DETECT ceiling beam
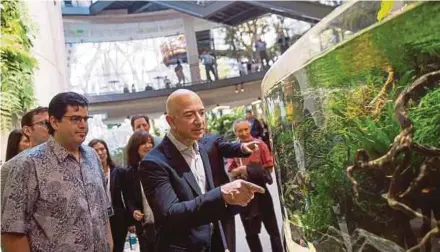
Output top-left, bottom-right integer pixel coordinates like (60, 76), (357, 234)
(128, 1), (153, 14)
(248, 1), (336, 23)
(90, 1), (115, 15)
(154, 1), (234, 19)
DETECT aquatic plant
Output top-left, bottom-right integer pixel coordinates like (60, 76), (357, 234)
(347, 70), (440, 251)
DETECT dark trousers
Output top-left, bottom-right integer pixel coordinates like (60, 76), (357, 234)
(135, 222), (155, 252)
(259, 51), (269, 69)
(205, 64), (218, 81)
(110, 215), (128, 252)
(221, 216), (236, 252)
(240, 190), (283, 252)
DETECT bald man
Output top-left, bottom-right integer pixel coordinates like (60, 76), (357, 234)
(139, 89), (265, 252)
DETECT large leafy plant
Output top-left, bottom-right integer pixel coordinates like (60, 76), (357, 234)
(207, 107), (245, 141)
(0, 0), (37, 131)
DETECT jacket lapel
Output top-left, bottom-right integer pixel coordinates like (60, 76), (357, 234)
(162, 136), (202, 196)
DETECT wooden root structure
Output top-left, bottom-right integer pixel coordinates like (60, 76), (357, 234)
(346, 70), (440, 251)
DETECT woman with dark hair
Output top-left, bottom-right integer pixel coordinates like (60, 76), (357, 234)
(5, 129), (30, 161)
(125, 131), (155, 252)
(89, 139), (128, 252)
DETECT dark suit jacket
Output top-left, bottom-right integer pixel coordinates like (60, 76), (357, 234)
(139, 136), (235, 252)
(199, 135), (248, 187)
(110, 167), (128, 214)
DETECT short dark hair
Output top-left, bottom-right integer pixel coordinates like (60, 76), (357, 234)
(6, 129), (28, 161)
(48, 92), (89, 135)
(246, 110), (252, 114)
(21, 106), (48, 127)
(130, 115), (150, 130)
(125, 131), (154, 168)
(88, 139), (116, 169)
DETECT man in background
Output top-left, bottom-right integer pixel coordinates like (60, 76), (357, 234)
(246, 110), (264, 140)
(131, 114), (162, 146)
(1, 106), (50, 195)
(21, 106), (49, 147)
(201, 50), (218, 82)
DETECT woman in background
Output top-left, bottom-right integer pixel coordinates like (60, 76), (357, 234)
(89, 139), (128, 252)
(125, 131), (156, 252)
(5, 129), (30, 161)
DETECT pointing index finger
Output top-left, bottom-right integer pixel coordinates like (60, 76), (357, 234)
(243, 181), (265, 194)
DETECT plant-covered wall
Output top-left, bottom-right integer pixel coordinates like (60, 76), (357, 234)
(264, 2), (440, 251)
(0, 0), (37, 131)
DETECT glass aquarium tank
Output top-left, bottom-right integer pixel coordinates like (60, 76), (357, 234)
(262, 1), (440, 251)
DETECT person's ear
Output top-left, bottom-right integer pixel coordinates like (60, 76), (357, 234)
(49, 116), (60, 133)
(166, 115), (176, 130)
(22, 125), (31, 138)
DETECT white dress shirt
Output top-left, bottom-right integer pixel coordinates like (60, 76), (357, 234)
(167, 132), (207, 194)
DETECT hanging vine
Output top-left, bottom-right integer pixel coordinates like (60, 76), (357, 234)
(0, 0), (37, 131)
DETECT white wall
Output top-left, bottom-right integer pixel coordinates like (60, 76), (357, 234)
(27, 0), (68, 106)
(1, 1), (68, 165)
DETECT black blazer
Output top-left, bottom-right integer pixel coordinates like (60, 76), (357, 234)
(110, 166), (129, 214)
(199, 135), (249, 187)
(139, 136), (236, 252)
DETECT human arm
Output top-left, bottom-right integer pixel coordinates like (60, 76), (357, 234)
(139, 159), (230, 232)
(1, 158), (38, 252)
(1, 233), (31, 252)
(215, 137), (253, 158)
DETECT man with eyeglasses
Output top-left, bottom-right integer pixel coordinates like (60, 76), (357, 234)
(1, 107), (50, 197)
(1, 92), (113, 252)
(21, 106), (50, 147)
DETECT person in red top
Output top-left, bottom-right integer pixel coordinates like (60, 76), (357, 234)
(228, 119), (283, 252)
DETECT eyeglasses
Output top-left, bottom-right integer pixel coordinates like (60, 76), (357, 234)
(63, 115), (92, 124)
(31, 120), (49, 128)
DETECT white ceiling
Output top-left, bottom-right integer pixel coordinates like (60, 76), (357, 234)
(63, 10), (220, 43)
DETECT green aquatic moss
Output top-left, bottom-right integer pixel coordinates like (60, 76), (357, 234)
(410, 87), (440, 148)
(306, 2), (440, 89)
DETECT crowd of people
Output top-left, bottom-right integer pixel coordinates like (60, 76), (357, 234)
(1, 89), (282, 252)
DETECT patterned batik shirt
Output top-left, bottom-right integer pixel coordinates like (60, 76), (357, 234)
(1, 137), (110, 252)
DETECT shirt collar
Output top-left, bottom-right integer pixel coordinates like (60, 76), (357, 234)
(47, 136), (85, 163)
(167, 132), (199, 153)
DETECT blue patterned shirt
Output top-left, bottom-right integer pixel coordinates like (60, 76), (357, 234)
(1, 137), (109, 252)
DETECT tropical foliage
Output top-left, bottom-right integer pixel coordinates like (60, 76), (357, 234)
(207, 107), (245, 141)
(0, 0), (37, 131)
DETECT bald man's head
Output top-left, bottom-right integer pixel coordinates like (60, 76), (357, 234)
(166, 89), (200, 116)
(166, 89), (206, 145)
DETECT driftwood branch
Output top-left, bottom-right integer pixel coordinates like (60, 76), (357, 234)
(407, 225), (439, 252)
(346, 70), (440, 250)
